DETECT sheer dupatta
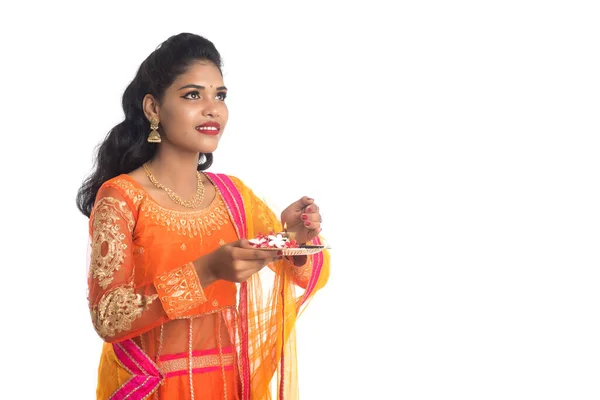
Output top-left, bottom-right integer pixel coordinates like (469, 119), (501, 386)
(206, 173), (330, 400)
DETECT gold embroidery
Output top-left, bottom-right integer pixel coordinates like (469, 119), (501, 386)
(159, 352), (234, 375)
(91, 285), (157, 338)
(207, 174), (246, 240)
(90, 197), (134, 289)
(139, 197), (231, 238)
(112, 176), (231, 240)
(212, 300), (219, 307)
(155, 263), (207, 317)
(291, 263), (312, 282)
(287, 257), (312, 283)
(111, 178), (145, 208)
(180, 243), (187, 251)
(219, 239), (226, 246)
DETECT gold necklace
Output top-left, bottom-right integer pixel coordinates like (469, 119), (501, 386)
(143, 163), (205, 209)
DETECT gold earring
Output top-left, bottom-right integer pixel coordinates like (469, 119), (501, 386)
(147, 117), (161, 143)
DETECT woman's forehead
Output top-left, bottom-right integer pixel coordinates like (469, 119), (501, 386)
(174, 61), (224, 85)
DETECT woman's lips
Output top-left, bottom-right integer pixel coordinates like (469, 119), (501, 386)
(196, 122), (221, 135)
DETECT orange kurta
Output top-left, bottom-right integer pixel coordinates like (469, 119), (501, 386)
(87, 173), (329, 400)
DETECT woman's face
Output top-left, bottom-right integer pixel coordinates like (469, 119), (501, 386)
(154, 60), (228, 154)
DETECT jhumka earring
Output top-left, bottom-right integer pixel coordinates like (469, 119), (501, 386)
(147, 117), (161, 143)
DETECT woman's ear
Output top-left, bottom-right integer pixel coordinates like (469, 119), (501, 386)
(142, 94), (160, 122)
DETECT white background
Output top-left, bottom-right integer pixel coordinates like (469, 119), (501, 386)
(1, 1), (599, 399)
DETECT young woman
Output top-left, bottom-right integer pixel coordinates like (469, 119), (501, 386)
(76, 33), (330, 400)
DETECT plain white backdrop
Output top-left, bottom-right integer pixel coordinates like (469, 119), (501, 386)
(1, 1), (599, 398)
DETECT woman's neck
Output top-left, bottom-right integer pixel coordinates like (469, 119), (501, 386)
(146, 145), (200, 193)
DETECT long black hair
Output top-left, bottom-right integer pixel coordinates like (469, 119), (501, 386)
(76, 33), (223, 217)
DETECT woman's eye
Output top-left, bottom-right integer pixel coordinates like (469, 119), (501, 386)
(216, 92), (227, 101)
(183, 91), (201, 100)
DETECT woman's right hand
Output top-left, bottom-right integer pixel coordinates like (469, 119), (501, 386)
(193, 239), (282, 287)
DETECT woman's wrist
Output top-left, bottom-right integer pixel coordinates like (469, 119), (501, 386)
(193, 256), (217, 288)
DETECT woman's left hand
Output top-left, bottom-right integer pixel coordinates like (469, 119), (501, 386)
(281, 196), (322, 244)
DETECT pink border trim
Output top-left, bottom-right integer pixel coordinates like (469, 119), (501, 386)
(217, 175), (247, 236)
(109, 376), (155, 400)
(205, 173), (247, 237)
(279, 284), (286, 399)
(110, 340), (162, 400)
(206, 173), (251, 400)
(238, 281), (251, 400)
(301, 236), (324, 306)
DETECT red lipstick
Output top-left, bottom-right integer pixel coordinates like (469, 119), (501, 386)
(195, 122), (221, 136)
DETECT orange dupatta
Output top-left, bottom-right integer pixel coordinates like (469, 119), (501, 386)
(207, 173), (330, 399)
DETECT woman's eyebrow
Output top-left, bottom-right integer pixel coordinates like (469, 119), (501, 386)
(178, 84), (228, 91)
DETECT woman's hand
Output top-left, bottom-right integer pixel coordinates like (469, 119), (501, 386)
(281, 196), (322, 244)
(193, 239), (282, 286)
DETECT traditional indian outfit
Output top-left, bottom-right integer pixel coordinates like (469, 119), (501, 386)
(87, 173), (330, 399)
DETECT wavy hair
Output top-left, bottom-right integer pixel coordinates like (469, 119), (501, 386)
(76, 33), (222, 217)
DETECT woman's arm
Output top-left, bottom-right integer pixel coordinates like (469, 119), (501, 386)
(87, 185), (207, 343)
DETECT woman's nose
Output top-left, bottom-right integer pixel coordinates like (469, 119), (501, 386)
(202, 99), (219, 118)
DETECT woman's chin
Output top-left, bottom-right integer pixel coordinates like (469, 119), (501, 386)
(196, 144), (219, 154)
(196, 135), (221, 153)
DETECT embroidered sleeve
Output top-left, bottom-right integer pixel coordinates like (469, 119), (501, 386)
(87, 185), (164, 342)
(90, 284), (157, 338)
(154, 262), (207, 319)
(229, 176), (316, 289)
(89, 196), (135, 290)
(88, 185), (206, 342)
